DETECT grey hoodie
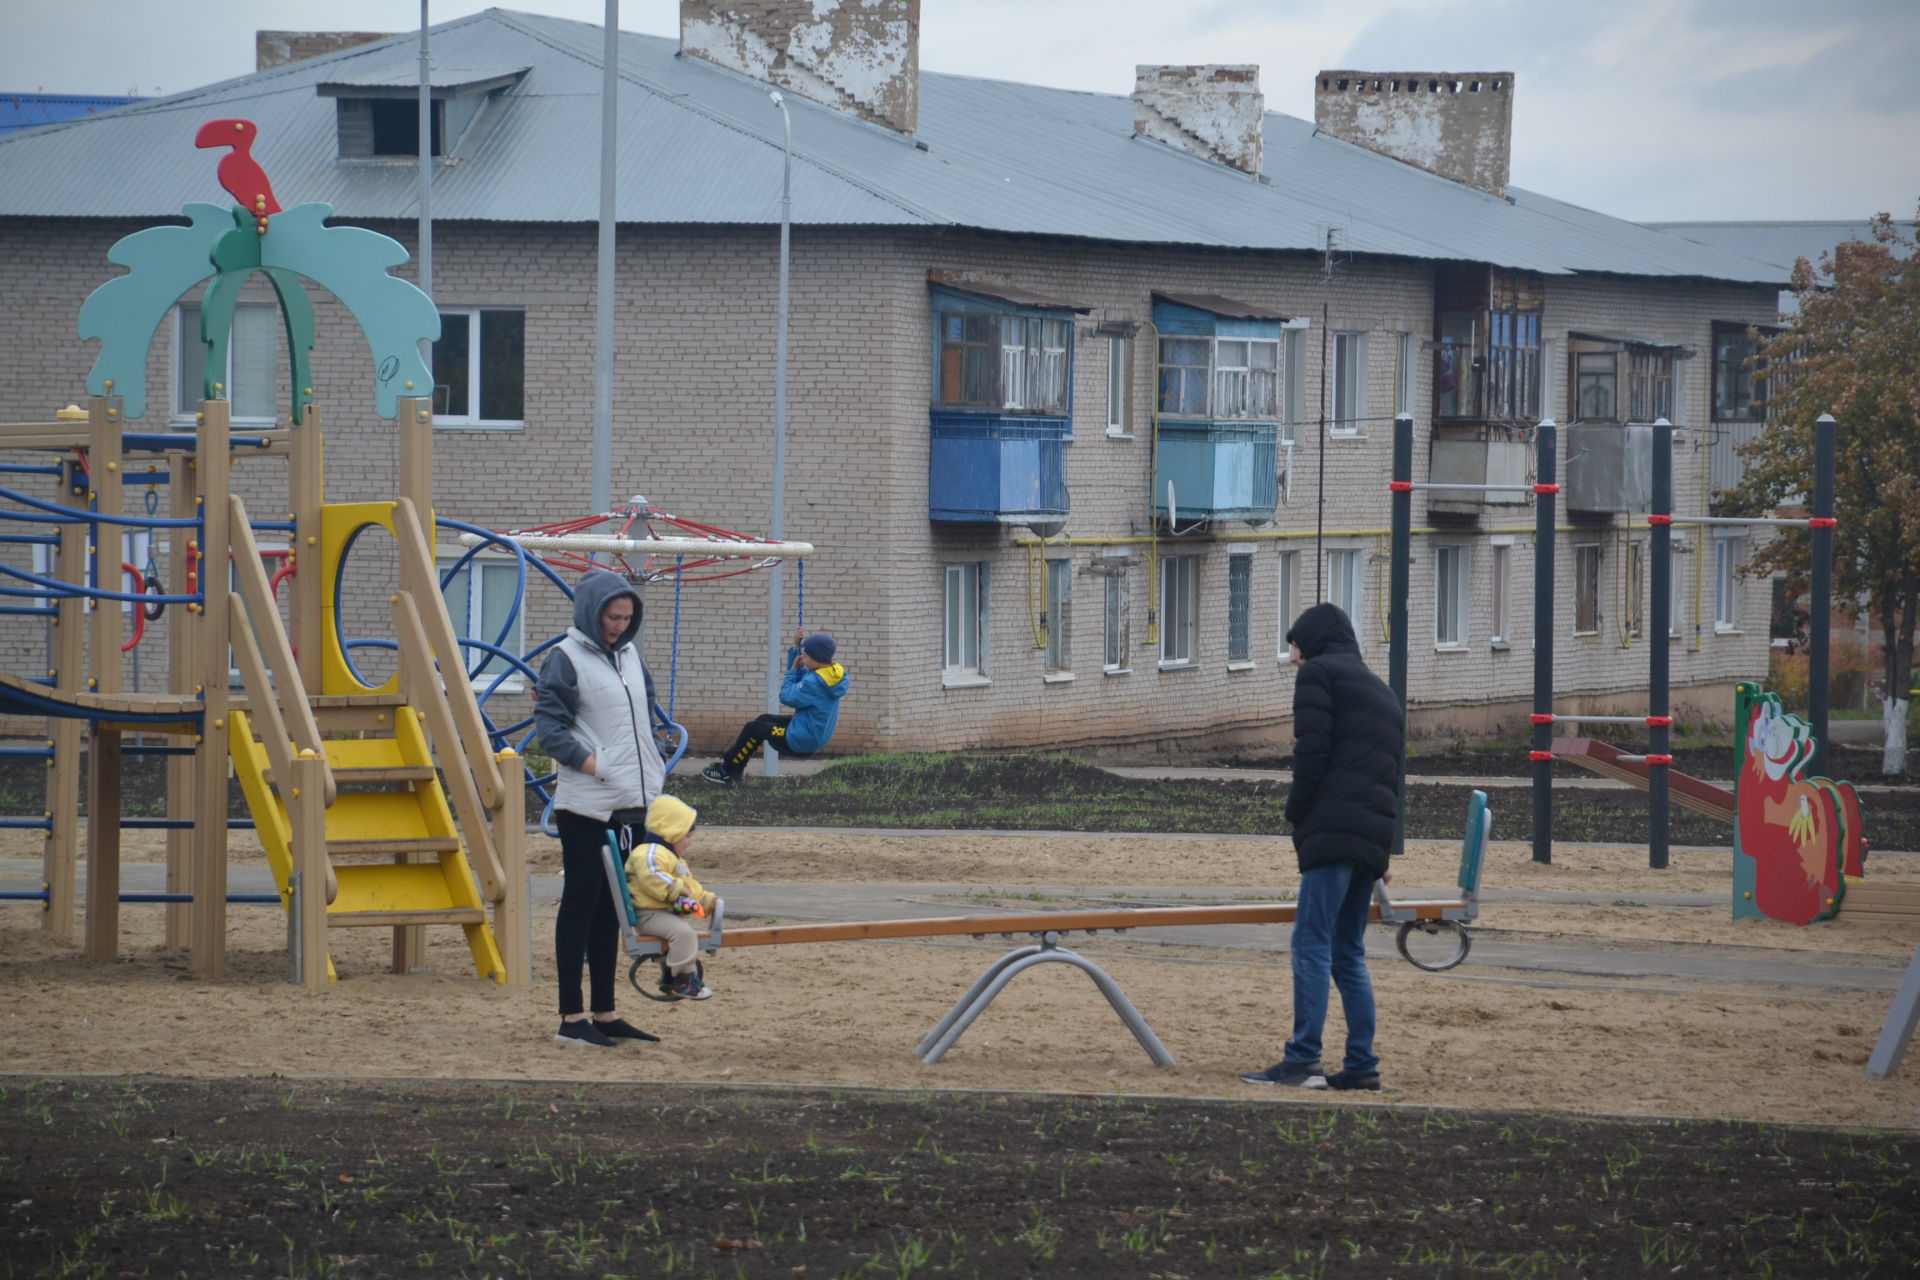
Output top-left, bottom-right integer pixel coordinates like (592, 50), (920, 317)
(534, 569), (665, 820)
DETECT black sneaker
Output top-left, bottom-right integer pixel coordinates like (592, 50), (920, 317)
(554, 1019), (615, 1047)
(591, 1017), (661, 1044)
(1239, 1061), (1326, 1088)
(1325, 1070), (1381, 1092)
(700, 763), (736, 786)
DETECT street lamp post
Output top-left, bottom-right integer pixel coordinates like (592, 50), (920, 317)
(763, 90), (792, 777)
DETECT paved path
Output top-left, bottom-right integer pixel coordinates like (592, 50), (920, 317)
(6, 859), (1908, 997)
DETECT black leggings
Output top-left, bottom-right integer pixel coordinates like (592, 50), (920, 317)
(554, 808), (619, 1017)
(722, 713), (810, 773)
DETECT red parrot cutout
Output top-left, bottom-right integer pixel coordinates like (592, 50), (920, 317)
(1732, 683), (1861, 926)
(195, 118), (281, 230)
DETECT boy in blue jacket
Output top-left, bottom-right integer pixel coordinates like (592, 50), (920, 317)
(701, 629), (848, 785)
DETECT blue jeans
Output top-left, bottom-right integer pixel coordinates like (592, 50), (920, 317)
(1283, 861), (1379, 1075)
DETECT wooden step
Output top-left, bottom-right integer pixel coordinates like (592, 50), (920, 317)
(265, 764), (436, 785)
(326, 837), (462, 858)
(328, 907), (488, 928)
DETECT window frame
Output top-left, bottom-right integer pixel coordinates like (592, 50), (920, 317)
(1158, 554), (1199, 668)
(1102, 565), (1131, 675)
(1105, 334), (1131, 436)
(1714, 535), (1744, 632)
(1489, 538), (1512, 647)
(1487, 309), (1541, 421)
(943, 561), (991, 684)
(1326, 548), (1363, 634)
(439, 554), (528, 692)
(1156, 333), (1286, 423)
(432, 306), (526, 429)
(933, 295), (1074, 417)
(1042, 557), (1072, 677)
(1669, 533), (1687, 639)
(174, 301), (281, 425)
(1573, 541), (1601, 635)
(1624, 541), (1645, 640)
(1226, 551), (1254, 667)
(1434, 543), (1469, 649)
(1331, 331), (1367, 436)
(1711, 322), (1768, 423)
(1275, 550), (1299, 660)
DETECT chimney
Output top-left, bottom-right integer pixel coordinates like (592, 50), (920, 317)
(1313, 72), (1514, 198)
(256, 31), (392, 71)
(1132, 65), (1263, 176)
(680, 1), (920, 134)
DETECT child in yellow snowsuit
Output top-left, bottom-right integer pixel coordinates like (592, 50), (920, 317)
(622, 794), (718, 1000)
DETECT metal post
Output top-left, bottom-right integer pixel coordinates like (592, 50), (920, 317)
(417, 1), (432, 353)
(1649, 420), (1672, 870)
(1388, 413), (1412, 858)
(1809, 414), (1836, 778)
(591, 0), (619, 526)
(763, 91), (792, 777)
(1532, 421), (1557, 865)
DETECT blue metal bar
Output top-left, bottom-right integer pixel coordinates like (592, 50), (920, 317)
(0, 533), (62, 545)
(122, 432), (279, 452)
(0, 483), (202, 528)
(0, 605), (59, 617)
(250, 520), (295, 533)
(117, 893), (282, 904)
(0, 746), (54, 757)
(0, 565), (198, 605)
(0, 465), (65, 476)
(0, 818), (52, 829)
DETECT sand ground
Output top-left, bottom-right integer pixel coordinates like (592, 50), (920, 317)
(4, 825), (1919, 1129)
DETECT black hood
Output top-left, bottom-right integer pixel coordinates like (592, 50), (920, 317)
(1286, 602), (1359, 661)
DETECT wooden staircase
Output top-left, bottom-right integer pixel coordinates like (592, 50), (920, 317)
(230, 699), (507, 981)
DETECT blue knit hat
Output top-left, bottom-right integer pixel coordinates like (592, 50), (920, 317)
(801, 632), (837, 663)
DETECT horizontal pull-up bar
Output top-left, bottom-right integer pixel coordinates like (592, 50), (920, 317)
(1532, 713), (1673, 727)
(1651, 514), (1837, 529)
(1391, 481), (1557, 494)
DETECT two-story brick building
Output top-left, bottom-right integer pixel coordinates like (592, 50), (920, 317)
(0, 3), (1788, 758)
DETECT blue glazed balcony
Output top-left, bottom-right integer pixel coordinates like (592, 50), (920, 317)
(1154, 421), (1279, 523)
(928, 411), (1070, 524)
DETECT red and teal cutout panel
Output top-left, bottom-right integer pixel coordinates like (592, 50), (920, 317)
(1733, 680), (1866, 926)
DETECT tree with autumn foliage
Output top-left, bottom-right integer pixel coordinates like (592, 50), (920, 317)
(1722, 209), (1919, 774)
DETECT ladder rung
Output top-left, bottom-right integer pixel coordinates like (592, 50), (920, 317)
(327, 837), (461, 857)
(328, 907), (487, 928)
(266, 765), (436, 784)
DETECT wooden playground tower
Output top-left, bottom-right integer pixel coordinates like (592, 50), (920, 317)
(3, 123), (528, 989)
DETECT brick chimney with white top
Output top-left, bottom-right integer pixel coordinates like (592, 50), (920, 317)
(1131, 65), (1264, 176)
(1313, 71), (1514, 197)
(680, 0), (920, 134)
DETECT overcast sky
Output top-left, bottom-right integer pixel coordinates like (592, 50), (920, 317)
(7, 0), (1915, 222)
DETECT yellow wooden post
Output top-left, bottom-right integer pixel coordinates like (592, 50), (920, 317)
(164, 449), (194, 948)
(190, 399), (232, 980)
(81, 394), (123, 961)
(494, 748), (528, 985)
(289, 750), (329, 989)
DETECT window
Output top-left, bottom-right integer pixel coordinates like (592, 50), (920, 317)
(1488, 310), (1540, 420)
(1103, 567), (1130, 673)
(935, 307), (1071, 414)
(1043, 558), (1071, 675)
(1332, 331), (1367, 434)
(1226, 553), (1253, 664)
(1628, 348), (1674, 423)
(1489, 539), (1512, 645)
(1573, 542), (1601, 634)
(433, 308), (525, 427)
(1435, 544), (1467, 648)
(1715, 536), (1744, 631)
(1435, 312), (1478, 417)
(176, 302), (280, 422)
(1276, 551), (1300, 656)
(943, 562), (990, 680)
(1624, 542), (1645, 640)
(441, 557), (526, 689)
(1712, 323), (1766, 422)
(1159, 555), (1198, 666)
(335, 96), (445, 158)
(1326, 548), (1362, 630)
(1156, 335), (1284, 421)
(1106, 335), (1129, 435)
(1393, 331), (1416, 417)
(1575, 351), (1617, 421)
(1669, 534), (1687, 638)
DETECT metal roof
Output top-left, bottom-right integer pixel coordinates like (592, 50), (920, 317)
(0, 8), (1788, 285)
(0, 92), (145, 136)
(1645, 221), (1887, 283)
(1154, 292), (1290, 321)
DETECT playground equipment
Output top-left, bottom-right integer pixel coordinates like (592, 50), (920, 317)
(0, 119), (528, 988)
(600, 792), (1494, 1065)
(1731, 680), (1864, 926)
(1387, 414), (1839, 869)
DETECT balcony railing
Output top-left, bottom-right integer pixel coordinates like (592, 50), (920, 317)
(928, 411), (1069, 525)
(1154, 421), (1278, 524)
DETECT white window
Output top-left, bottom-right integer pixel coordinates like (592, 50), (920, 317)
(1106, 336), (1129, 435)
(1283, 328), (1307, 443)
(176, 302), (280, 423)
(1715, 536), (1744, 631)
(441, 556), (527, 690)
(1574, 542), (1601, 634)
(1332, 331), (1368, 435)
(1226, 552), (1253, 665)
(1326, 548), (1362, 631)
(943, 561), (989, 681)
(1043, 558), (1071, 675)
(1276, 550), (1300, 657)
(1394, 331), (1416, 418)
(1435, 544), (1468, 648)
(1669, 534), (1687, 638)
(1159, 554), (1198, 666)
(1489, 539), (1512, 645)
(1625, 542), (1645, 640)
(1158, 335), (1283, 421)
(1103, 567), (1130, 673)
(433, 307), (526, 427)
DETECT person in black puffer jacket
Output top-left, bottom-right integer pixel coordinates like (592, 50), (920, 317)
(1240, 602), (1404, 1093)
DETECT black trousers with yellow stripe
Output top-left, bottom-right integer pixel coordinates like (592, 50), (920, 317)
(719, 713), (811, 776)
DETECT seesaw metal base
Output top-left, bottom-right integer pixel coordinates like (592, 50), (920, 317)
(915, 931), (1174, 1066)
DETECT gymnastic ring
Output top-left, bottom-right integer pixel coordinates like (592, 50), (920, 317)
(142, 571), (166, 622)
(1395, 919), (1471, 972)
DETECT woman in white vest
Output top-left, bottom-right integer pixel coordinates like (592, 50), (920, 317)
(534, 569), (667, 1047)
